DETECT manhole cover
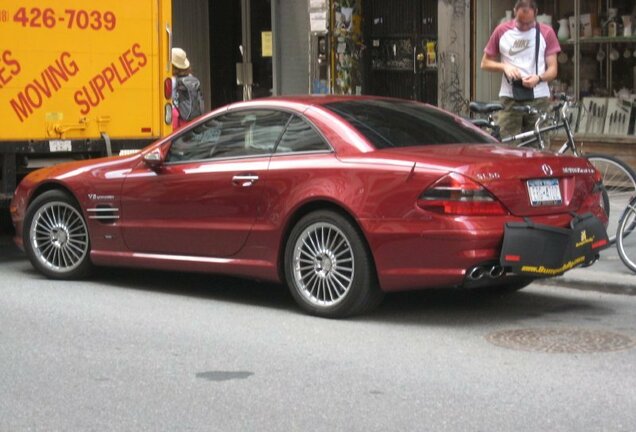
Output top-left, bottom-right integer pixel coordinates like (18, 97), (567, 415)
(486, 328), (636, 353)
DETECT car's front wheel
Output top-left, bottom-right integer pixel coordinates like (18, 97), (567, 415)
(284, 210), (384, 318)
(23, 190), (92, 279)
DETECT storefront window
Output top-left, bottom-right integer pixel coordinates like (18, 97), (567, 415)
(551, 0), (635, 137)
(476, 0), (636, 138)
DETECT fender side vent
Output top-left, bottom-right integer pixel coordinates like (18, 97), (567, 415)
(87, 205), (119, 224)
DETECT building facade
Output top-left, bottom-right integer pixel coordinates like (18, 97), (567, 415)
(170, 0), (470, 112)
(172, 0), (636, 162)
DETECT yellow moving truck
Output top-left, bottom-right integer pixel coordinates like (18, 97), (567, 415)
(0, 0), (172, 207)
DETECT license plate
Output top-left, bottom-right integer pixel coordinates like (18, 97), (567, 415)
(527, 178), (562, 206)
(49, 140), (72, 152)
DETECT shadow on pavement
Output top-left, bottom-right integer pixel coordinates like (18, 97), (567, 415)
(0, 227), (24, 263)
(2, 230), (614, 325)
(91, 266), (297, 313)
(88, 266), (612, 326)
(361, 286), (615, 326)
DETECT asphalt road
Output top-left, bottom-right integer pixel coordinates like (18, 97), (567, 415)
(2, 232), (636, 431)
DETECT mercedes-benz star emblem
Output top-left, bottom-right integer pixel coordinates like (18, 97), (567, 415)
(542, 164), (553, 176)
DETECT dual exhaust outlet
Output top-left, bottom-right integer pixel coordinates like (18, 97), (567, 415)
(467, 264), (505, 281)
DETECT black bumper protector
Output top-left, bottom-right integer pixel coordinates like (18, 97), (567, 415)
(500, 213), (609, 277)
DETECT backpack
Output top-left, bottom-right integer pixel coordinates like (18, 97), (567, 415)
(175, 75), (203, 121)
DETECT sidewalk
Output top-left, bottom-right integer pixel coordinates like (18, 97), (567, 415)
(542, 245), (636, 295)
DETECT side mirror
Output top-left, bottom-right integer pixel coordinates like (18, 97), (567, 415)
(143, 148), (164, 169)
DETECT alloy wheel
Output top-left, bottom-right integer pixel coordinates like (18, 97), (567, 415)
(29, 201), (89, 273)
(292, 222), (354, 307)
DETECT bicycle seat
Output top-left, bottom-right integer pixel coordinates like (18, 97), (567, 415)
(469, 101), (504, 114)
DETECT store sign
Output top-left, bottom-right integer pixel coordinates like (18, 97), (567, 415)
(261, 31), (272, 57)
(309, 0), (328, 33)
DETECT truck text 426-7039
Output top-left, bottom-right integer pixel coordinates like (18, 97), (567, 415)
(0, 1), (173, 208)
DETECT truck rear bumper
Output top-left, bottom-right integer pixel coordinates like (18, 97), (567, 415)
(0, 138), (155, 208)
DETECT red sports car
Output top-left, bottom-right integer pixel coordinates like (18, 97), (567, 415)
(10, 96), (608, 317)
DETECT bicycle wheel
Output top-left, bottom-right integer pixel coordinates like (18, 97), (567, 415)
(616, 196), (636, 274)
(586, 154), (636, 243)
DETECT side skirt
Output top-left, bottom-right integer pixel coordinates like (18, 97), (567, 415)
(90, 250), (280, 283)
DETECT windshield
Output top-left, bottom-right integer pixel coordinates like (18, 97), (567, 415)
(324, 99), (496, 149)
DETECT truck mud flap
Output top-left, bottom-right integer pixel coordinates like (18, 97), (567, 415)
(500, 213), (609, 277)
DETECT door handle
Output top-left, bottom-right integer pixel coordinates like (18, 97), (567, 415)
(232, 174), (259, 187)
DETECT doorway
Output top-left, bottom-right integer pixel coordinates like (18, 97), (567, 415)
(209, 0), (273, 109)
(364, 0), (438, 104)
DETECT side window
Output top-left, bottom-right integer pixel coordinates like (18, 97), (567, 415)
(275, 115), (330, 153)
(166, 110), (291, 162)
(166, 120), (222, 162)
(212, 110), (291, 159)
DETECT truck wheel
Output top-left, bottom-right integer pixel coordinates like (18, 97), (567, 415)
(0, 209), (13, 234)
(23, 190), (92, 279)
(284, 210), (384, 318)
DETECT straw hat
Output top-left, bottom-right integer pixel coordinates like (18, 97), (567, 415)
(171, 47), (190, 69)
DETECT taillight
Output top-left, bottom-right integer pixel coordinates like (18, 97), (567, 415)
(164, 77), (173, 99)
(417, 173), (508, 216)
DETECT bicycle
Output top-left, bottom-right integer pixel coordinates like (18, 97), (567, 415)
(616, 195), (636, 273)
(469, 95), (636, 244)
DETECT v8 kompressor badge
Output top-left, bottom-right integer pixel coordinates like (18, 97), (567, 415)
(88, 194), (115, 201)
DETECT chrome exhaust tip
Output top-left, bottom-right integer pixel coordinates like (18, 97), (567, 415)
(489, 265), (505, 278)
(468, 266), (484, 280)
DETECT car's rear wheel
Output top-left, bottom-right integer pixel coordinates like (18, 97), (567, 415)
(23, 190), (92, 279)
(284, 210), (384, 318)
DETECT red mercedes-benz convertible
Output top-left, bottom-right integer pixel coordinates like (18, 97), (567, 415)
(11, 96), (608, 317)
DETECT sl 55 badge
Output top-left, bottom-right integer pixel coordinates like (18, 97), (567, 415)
(476, 172), (500, 181)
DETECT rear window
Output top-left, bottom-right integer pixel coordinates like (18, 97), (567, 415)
(324, 99), (496, 149)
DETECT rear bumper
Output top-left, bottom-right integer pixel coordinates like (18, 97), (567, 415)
(362, 211), (603, 292)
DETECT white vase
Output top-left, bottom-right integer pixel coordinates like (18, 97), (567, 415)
(537, 14), (552, 26)
(558, 18), (570, 41)
(622, 15), (632, 37)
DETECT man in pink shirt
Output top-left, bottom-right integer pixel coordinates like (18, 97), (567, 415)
(481, 0), (561, 139)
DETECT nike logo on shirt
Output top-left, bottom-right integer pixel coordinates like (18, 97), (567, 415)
(509, 40), (531, 56)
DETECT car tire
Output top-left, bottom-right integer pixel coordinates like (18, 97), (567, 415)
(284, 210), (384, 318)
(23, 190), (93, 280)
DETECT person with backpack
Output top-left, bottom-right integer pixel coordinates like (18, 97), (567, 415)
(171, 47), (205, 130)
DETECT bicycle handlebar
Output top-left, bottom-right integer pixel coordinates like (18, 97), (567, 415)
(512, 105), (538, 114)
(469, 93), (576, 151)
